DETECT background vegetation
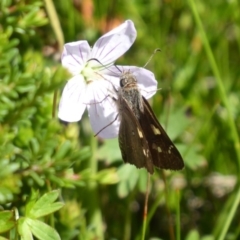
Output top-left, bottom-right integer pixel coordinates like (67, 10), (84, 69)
(0, 0), (239, 239)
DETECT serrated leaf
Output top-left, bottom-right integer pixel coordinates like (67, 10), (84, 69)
(26, 218), (60, 240)
(29, 190), (64, 218)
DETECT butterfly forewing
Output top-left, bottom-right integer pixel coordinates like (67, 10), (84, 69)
(140, 97), (184, 170)
(118, 97), (154, 174)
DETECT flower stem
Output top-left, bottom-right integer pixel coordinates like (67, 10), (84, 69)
(218, 186), (240, 240)
(44, 0), (64, 119)
(141, 173), (150, 240)
(175, 189), (181, 240)
(87, 134), (104, 239)
(44, 0), (64, 50)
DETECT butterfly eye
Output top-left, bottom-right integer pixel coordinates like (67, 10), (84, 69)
(120, 78), (126, 87)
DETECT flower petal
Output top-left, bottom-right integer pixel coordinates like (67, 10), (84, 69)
(91, 20), (137, 66)
(86, 80), (120, 139)
(62, 41), (91, 75)
(58, 75), (87, 122)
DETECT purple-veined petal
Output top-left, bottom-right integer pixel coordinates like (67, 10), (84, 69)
(86, 79), (120, 139)
(62, 41), (91, 76)
(58, 75), (87, 122)
(91, 20), (137, 66)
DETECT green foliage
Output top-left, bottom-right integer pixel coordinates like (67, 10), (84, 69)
(0, 211), (15, 233)
(0, 190), (63, 240)
(0, 0), (240, 240)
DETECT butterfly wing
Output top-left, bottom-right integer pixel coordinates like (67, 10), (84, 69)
(139, 97), (184, 170)
(118, 97), (154, 174)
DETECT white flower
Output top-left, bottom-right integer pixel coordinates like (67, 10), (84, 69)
(58, 20), (157, 139)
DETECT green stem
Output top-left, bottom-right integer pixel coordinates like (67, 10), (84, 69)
(44, 0), (64, 119)
(175, 190), (181, 240)
(44, 0), (64, 50)
(141, 173), (150, 240)
(123, 203), (131, 240)
(163, 173), (175, 240)
(87, 135), (104, 240)
(147, 189), (164, 225)
(218, 186), (240, 240)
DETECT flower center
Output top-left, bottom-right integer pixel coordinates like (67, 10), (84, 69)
(81, 61), (106, 84)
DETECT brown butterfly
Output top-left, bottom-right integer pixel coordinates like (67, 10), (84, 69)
(116, 70), (184, 174)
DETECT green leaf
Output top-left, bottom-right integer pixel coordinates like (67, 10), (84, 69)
(96, 168), (119, 185)
(25, 190), (39, 216)
(185, 229), (200, 240)
(148, 238), (163, 240)
(117, 165), (140, 198)
(201, 236), (215, 240)
(0, 236), (9, 240)
(54, 140), (72, 160)
(98, 138), (122, 164)
(137, 170), (148, 192)
(18, 217), (33, 240)
(26, 218), (60, 240)
(29, 190), (64, 218)
(162, 107), (188, 141)
(180, 144), (206, 170)
(0, 210), (15, 233)
(29, 172), (45, 186)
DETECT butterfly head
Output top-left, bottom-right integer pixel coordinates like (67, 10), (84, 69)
(120, 71), (137, 88)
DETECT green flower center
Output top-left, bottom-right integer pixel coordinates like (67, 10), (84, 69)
(81, 61), (102, 83)
(81, 60), (112, 84)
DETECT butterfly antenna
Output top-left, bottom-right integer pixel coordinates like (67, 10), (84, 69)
(112, 64), (122, 73)
(143, 48), (161, 68)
